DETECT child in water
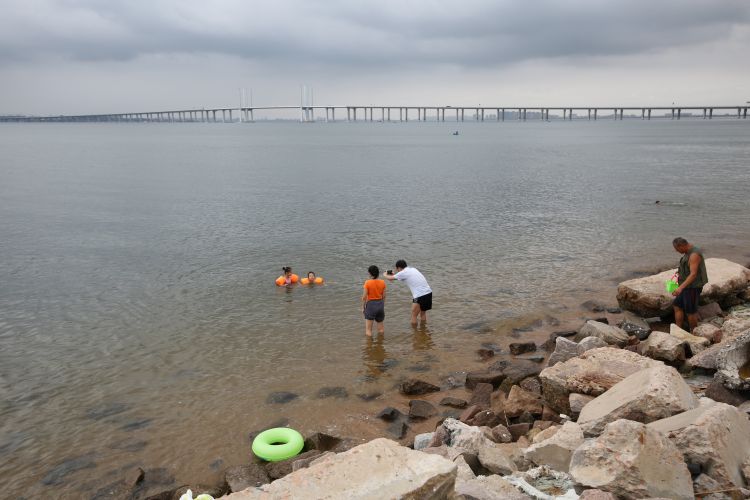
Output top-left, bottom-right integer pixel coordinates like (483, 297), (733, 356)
(276, 266), (299, 286)
(362, 265), (386, 337)
(301, 272), (324, 285)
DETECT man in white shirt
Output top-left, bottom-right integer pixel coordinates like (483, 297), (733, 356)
(384, 259), (432, 326)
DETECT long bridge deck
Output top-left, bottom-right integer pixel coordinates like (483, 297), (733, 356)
(2, 105), (748, 123)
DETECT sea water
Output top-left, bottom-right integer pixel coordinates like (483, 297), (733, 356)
(1, 120), (749, 496)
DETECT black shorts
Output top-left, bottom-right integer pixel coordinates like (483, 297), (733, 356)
(674, 288), (701, 314)
(413, 293), (432, 312)
(364, 300), (385, 322)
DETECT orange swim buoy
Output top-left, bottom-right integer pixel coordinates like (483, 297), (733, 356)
(301, 277), (325, 285)
(275, 274), (299, 286)
(314, 277), (324, 284)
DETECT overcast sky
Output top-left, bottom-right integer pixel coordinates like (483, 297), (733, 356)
(1, 0), (749, 115)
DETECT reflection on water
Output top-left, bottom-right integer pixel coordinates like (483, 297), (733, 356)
(362, 335), (388, 379)
(361, 328), (436, 380)
(412, 326), (435, 351)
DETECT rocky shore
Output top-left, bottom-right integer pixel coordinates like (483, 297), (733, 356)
(93, 259), (750, 499)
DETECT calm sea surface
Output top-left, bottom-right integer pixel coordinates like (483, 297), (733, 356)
(1, 120), (749, 496)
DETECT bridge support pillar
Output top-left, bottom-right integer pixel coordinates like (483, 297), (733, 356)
(709, 108), (713, 119)
(677, 109), (681, 120)
(588, 109), (591, 120)
(648, 109), (651, 120)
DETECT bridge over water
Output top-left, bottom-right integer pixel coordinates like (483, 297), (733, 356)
(2, 104), (748, 123)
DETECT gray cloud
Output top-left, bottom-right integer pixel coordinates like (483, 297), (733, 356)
(1, 0), (748, 68)
(2, 0), (749, 115)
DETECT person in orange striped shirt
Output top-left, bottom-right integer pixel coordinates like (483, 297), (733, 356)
(362, 265), (386, 337)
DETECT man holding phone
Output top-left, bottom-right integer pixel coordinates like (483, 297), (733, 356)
(383, 260), (432, 327)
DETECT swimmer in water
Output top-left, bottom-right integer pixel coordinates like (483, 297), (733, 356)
(301, 271), (324, 285)
(280, 266), (298, 285)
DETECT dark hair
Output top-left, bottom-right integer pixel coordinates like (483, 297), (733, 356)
(672, 237), (688, 247)
(307, 271), (315, 278)
(368, 265), (379, 278)
(282, 266), (291, 273)
(395, 259), (407, 269)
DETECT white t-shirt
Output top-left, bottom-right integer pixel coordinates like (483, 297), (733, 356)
(394, 267), (432, 299)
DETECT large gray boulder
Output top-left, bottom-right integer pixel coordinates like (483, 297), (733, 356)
(222, 438), (456, 499)
(455, 474), (532, 500)
(577, 336), (608, 354)
(432, 418), (523, 476)
(694, 323), (723, 344)
(616, 258), (750, 317)
(523, 421), (584, 472)
(686, 340), (727, 371)
(223, 465), (270, 493)
(570, 419), (694, 500)
(716, 330), (750, 391)
(539, 347), (662, 414)
(477, 444), (518, 475)
(721, 316), (750, 338)
(641, 330), (687, 363)
(619, 311), (652, 340)
(504, 385), (543, 418)
(569, 393), (594, 419)
(547, 336), (579, 367)
(670, 323), (710, 354)
(439, 418), (490, 454)
(577, 364), (699, 436)
(648, 399), (750, 489)
(574, 321), (629, 347)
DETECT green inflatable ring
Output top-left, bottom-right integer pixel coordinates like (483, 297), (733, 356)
(252, 427), (304, 462)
